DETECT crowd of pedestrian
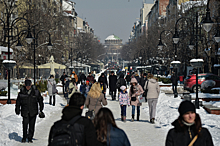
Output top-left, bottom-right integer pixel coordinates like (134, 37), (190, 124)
(14, 70), (214, 146)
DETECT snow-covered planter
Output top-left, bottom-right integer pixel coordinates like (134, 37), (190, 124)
(214, 64), (220, 69)
(171, 61), (181, 68)
(190, 59), (203, 68)
(2, 60), (16, 70)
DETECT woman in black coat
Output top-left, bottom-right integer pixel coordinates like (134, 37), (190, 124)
(165, 101), (214, 146)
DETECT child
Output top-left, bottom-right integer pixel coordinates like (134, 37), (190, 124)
(119, 85), (130, 122)
(99, 80), (106, 99)
(85, 80), (91, 98)
(80, 80), (86, 97)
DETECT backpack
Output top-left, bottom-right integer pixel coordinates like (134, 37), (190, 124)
(50, 115), (81, 146)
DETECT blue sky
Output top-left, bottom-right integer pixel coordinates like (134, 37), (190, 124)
(72, 0), (154, 43)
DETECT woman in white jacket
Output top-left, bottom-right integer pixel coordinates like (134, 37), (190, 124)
(144, 74), (160, 124)
(47, 75), (57, 106)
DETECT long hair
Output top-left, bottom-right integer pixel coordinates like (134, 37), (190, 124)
(177, 113), (202, 135)
(130, 82), (137, 95)
(88, 82), (102, 98)
(93, 108), (118, 144)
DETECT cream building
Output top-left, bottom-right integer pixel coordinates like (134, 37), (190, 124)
(104, 35), (123, 64)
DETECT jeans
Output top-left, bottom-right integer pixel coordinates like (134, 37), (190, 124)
(132, 105), (140, 115)
(110, 90), (116, 100)
(127, 82), (130, 86)
(120, 105), (127, 116)
(172, 85), (177, 93)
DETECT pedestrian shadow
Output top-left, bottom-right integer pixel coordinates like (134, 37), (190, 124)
(8, 132), (22, 142)
(60, 103), (66, 107)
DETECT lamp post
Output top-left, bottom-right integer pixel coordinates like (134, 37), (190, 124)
(157, 30), (179, 97)
(0, 5), (34, 104)
(69, 42), (73, 73)
(77, 52), (81, 74)
(31, 29), (52, 85)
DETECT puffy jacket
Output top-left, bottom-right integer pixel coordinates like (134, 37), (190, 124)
(15, 85), (44, 117)
(48, 106), (101, 146)
(166, 119), (214, 146)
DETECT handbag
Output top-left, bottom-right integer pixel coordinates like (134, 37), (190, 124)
(131, 97), (136, 101)
(138, 95), (145, 103)
(85, 97), (99, 120)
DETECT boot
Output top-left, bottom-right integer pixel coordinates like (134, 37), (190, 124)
(121, 115), (123, 121)
(123, 116), (126, 122)
(21, 138), (26, 143)
(131, 115), (134, 122)
(151, 118), (155, 124)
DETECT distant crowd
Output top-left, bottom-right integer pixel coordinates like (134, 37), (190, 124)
(14, 70), (214, 146)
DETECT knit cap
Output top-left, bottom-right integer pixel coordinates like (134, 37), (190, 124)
(120, 86), (126, 91)
(178, 101), (196, 116)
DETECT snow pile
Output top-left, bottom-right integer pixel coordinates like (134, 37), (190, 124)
(153, 90), (220, 146)
(0, 94), (66, 145)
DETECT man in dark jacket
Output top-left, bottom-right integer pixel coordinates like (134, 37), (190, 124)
(170, 73), (177, 94)
(48, 93), (100, 146)
(116, 74), (126, 99)
(140, 73), (148, 89)
(87, 72), (94, 84)
(15, 80), (44, 143)
(125, 72), (131, 86)
(109, 71), (117, 100)
(98, 73), (108, 88)
(60, 72), (68, 94)
(79, 72), (87, 84)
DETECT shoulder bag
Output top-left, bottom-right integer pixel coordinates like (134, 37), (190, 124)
(188, 129), (201, 146)
(49, 80), (58, 94)
(85, 97), (99, 120)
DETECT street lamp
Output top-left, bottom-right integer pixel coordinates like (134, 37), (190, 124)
(201, 0), (213, 32)
(0, 7), (34, 104)
(30, 29), (52, 85)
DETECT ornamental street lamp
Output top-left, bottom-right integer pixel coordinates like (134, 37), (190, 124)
(30, 29), (52, 85)
(201, 0), (214, 33)
(0, 3), (33, 104)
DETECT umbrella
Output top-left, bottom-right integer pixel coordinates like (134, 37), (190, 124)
(50, 56), (55, 76)
(201, 80), (216, 90)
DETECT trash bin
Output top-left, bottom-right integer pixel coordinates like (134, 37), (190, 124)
(183, 93), (191, 101)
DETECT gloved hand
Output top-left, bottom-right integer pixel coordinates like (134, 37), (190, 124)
(39, 111), (45, 118)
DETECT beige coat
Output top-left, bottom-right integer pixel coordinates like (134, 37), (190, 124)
(144, 78), (160, 99)
(85, 93), (107, 115)
(129, 84), (144, 106)
(68, 82), (76, 98)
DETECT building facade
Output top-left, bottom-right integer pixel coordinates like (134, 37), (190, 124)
(104, 35), (123, 64)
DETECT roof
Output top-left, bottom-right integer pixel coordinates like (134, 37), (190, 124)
(105, 34), (122, 41)
(0, 46), (13, 53)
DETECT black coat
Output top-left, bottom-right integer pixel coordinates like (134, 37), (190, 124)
(15, 85), (44, 117)
(98, 76), (108, 88)
(170, 75), (177, 86)
(140, 77), (147, 89)
(60, 74), (68, 84)
(48, 106), (101, 146)
(125, 75), (131, 82)
(80, 73), (87, 83)
(109, 75), (117, 91)
(166, 120), (214, 146)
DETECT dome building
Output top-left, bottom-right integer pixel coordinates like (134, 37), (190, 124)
(104, 34), (123, 65)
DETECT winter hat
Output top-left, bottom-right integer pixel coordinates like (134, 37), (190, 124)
(130, 78), (138, 83)
(178, 101), (196, 116)
(86, 80), (90, 84)
(120, 86), (126, 91)
(25, 80), (32, 86)
(82, 80), (85, 83)
(143, 73), (147, 76)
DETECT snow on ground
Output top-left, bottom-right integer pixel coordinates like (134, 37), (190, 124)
(0, 84), (219, 145)
(0, 93), (67, 146)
